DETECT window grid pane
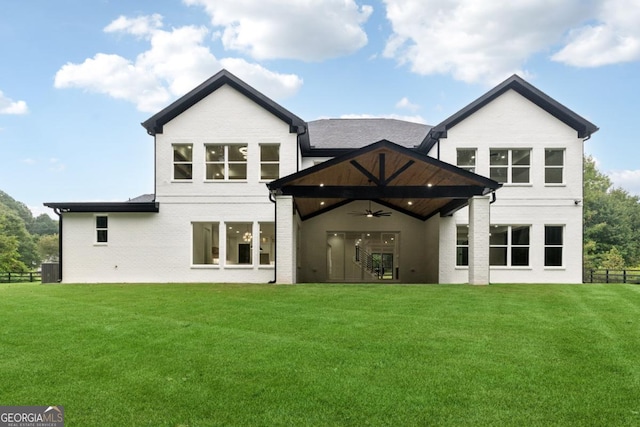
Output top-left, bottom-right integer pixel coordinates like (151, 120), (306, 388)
(173, 144), (193, 180)
(260, 144), (280, 180)
(545, 149), (564, 184)
(490, 149), (530, 184)
(457, 149), (476, 173)
(490, 225), (530, 267)
(456, 226), (469, 266)
(96, 216), (108, 243)
(544, 226), (563, 267)
(205, 144), (247, 181)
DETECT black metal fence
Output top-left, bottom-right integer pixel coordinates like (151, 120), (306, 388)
(584, 269), (640, 284)
(0, 271), (42, 283)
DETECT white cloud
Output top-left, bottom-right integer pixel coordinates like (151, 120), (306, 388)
(609, 169), (640, 196)
(54, 14), (303, 112)
(382, 0), (597, 84)
(104, 14), (164, 37)
(0, 90), (29, 114)
(219, 58), (302, 99)
(395, 97), (420, 111)
(183, 0), (373, 61)
(340, 113), (427, 124)
(552, 0), (640, 66)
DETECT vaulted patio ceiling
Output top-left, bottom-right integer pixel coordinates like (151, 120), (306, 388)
(267, 140), (501, 221)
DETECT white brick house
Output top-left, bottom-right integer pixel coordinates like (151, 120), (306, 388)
(45, 70), (597, 284)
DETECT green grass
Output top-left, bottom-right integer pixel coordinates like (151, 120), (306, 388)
(1, 283), (640, 426)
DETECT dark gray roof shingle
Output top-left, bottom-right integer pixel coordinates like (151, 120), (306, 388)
(307, 118), (431, 150)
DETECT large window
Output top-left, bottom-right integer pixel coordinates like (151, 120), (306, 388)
(205, 144), (248, 180)
(545, 149), (564, 184)
(260, 144), (280, 180)
(96, 215), (108, 243)
(545, 226), (564, 267)
(259, 222), (275, 265)
(192, 222), (219, 265)
(456, 226), (469, 266)
(226, 222), (253, 265)
(490, 149), (530, 184)
(490, 225), (530, 266)
(173, 144), (193, 180)
(456, 149), (476, 173)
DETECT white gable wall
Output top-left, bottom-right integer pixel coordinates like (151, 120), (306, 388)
(435, 89), (584, 283)
(61, 84), (296, 283)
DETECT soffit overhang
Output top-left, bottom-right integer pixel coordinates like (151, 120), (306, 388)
(267, 139), (501, 221)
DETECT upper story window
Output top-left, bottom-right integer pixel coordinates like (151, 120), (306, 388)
(456, 149), (476, 173)
(205, 144), (247, 180)
(490, 149), (530, 184)
(96, 215), (108, 243)
(490, 225), (530, 267)
(173, 144), (193, 180)
(260, 144), (280, 180)
(545, 149), (564, 184)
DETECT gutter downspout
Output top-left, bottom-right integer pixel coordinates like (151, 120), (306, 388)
(268, 191), (277, 284)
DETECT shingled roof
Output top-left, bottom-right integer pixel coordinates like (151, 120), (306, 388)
(300, 118), (431, 156)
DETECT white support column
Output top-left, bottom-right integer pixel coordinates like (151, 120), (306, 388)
(275, 195), (295, 284)
(469, 195), (491, 285)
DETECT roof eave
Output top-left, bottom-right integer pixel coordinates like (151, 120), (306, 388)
(43, 202), (160, 213)
(419, 74), (599, 150)
(141, 69), (307, 136)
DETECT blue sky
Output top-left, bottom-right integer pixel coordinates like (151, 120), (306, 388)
(1, 0), (639, 217)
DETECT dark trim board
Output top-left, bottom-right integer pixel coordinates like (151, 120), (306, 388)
(278, 185), (490, 199)
(141, 69), (306, 136)
(43, 202), (159, 213)
(419, 74), (599, 152)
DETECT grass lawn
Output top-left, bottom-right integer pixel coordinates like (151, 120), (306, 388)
(1, 283), (639, 426)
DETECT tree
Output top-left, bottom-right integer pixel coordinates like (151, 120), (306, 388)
(37, 234), (59, 263)
(601, 246), (625, 270)
(0, 208), (39, 269)
(30, 214), (58, 236)
(583, 156), (640, 269)
(0, 225), (28, 272)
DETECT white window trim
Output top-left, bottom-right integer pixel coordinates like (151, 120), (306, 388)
(544, 148), (565, 186)
(544, 224), (565, 268)
(456, 148), (476, 173)
(489, 224), (531, 268)
(490, 148), (531, 185)
(259, 143), (280, 182)
(455, 225), (469, 267)
(95, 214), (108, 246)
(172, 144), (193, 181)
(205, 144), (248, 182)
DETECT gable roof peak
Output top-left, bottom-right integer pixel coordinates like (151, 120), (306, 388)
(419, 74), (598, 151)
(141, 68), (306, 136)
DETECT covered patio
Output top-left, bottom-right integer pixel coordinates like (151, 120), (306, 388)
(267, 140), (501, 284)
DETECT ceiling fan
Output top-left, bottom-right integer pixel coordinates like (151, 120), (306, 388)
(349, 201), (392, 218)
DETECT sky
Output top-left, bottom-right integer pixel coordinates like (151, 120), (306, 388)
(1, 0), (640, 218)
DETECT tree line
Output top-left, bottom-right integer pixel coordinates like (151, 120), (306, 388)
(583, 156), (640, 270)
(1, 156), (639, 272)
(0, 191), (58, 272)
